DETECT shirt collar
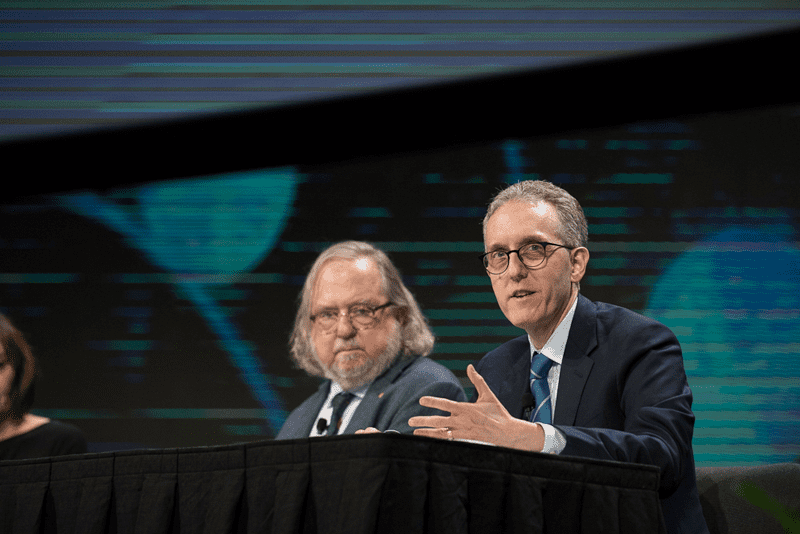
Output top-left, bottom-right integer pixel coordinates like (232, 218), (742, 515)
(327, 381), (369, 405)
(528, 295), (578, 365)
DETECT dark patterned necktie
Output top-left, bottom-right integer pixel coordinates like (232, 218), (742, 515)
(530, 352), (553, 424)
(328, 392), (355, 435)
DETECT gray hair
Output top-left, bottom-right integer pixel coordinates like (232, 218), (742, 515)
(482, 180), (588, 250)
(289, 241), (435, 378)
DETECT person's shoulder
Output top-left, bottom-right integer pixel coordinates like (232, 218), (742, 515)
(276, 381), (330, 439)
(399, 356), (460, 384)
(287, 381), (330, 414)
(587, 298), (677, 342)
(35, 419), (88, 455)
(590, 299), (668, 327)
(42, 419), (84, 436)
(389, 357), (466, 401)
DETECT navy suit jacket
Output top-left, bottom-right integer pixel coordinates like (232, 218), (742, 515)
(474, 294), (709, 534)
(276, 356), (466, 439)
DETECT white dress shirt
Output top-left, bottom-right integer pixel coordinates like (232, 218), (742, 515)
(528, 296), (577, 454)
(308, 382), (368, 437)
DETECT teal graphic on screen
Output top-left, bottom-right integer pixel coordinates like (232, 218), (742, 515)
(54, 168), (299, 434)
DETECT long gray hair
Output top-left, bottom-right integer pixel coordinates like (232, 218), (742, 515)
(289, 241), (435, 378)
(482, 180), (588, 250)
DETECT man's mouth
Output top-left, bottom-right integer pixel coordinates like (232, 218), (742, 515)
(511, 290), (534, 299)
(335, 345), (363, 354)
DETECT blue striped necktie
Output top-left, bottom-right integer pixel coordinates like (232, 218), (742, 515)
(530, 352), (553, 424)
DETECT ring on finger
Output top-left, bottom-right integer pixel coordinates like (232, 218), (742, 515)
(446, 428), (454, 441)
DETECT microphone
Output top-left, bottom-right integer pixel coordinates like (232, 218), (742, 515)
(521, 390), (535, 421)
(316, 418), (328, 434)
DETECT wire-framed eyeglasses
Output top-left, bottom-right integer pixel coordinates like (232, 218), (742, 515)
(310, 302), (394, 332)
(481, 242), (575, 275)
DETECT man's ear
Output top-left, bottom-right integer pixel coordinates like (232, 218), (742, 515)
(570, 247), (589, 284)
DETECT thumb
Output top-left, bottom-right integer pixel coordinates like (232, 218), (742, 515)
(467, 364), (499, 402)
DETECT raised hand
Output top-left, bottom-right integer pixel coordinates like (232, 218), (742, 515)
(408, 364), (544, 451)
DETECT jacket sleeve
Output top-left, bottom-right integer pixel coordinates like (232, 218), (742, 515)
(557, 318), (696, 498)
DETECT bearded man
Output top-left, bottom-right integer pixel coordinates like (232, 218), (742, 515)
(276, 241), (465, 438)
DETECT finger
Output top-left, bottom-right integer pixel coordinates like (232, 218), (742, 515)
(408, 415), (451, 428)
(467, 364), (498, 401)
(355, 427), (381, 434)
(418, 395), (462, 413)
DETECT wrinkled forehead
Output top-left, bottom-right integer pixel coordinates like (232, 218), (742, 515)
(484, 200), (562, 249)
(311, 257), (386, 308)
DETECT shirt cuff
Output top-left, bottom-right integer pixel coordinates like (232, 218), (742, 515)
(538, 423), (567, 454)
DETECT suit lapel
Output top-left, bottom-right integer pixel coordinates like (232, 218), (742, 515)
(480, 335), (531, 418)
(296, 382), (331, 437)
(505, 341), (534, 419)
(346, 357), (412, 432)
(553, 294), (596, 426)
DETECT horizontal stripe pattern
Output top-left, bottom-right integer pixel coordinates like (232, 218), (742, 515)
(2, 4), (799, 139)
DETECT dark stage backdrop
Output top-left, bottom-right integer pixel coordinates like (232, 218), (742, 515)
(2, 101), (799, 467)
(3, 2), (799, 142)
(3, 19), (800, 467)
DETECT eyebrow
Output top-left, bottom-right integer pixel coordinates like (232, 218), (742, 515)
(486, 237), (545, 252)
(313, 301), (376, 313)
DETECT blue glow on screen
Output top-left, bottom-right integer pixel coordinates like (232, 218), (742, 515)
(647, 225), (800, 465)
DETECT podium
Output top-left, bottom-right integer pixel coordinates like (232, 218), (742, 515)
(0, 433), (666, 533)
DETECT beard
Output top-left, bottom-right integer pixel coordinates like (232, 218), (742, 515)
(316, 322), (403, 391)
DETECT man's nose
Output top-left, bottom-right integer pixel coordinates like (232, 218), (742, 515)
(334, 312), (357, 337)
(507, 251), (529, 281)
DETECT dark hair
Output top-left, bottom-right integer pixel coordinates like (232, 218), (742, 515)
(0, 313), (38, 421)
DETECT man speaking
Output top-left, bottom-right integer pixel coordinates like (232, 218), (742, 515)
(410, 180), (709, 534)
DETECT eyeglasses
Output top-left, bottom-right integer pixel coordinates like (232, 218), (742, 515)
(310, 302), (394, 332)
(481, 242), (575, 275)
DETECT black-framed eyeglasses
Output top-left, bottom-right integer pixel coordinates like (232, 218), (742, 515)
(480, 242), (575, 275)
(310, 302), (394, 332)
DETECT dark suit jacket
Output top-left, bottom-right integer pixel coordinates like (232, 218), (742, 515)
(276, 356), (466, 439)
(474, 294), (709, 534)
